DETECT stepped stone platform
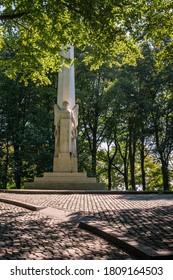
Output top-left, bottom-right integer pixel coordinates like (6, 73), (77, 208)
(24, 172), (106, 190)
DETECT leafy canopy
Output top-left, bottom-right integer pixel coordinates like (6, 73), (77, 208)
(0, 0), (172, 84)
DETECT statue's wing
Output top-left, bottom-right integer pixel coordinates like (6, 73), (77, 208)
(54, 104), (61, 125)
(72, 104), (79, 127)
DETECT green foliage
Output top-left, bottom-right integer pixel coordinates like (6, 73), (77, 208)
(144, 156), (163, 191)
(0, 0), (172, 85)
(76, 53), (117, 177)
(0, 60), (56, 188)
(75, 41), (173, 191)
(0, 0), (144, 84)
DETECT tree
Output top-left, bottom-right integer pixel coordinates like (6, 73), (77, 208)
(135, 43), (173, 191)
(76, 60), (113, 177)
(149, 89), (173, 191)
(96, 42), (173, 191)
(116, 43), (173, 191)
(0, 0), (154, 84)
(1, 1), (172, 85)
(0, 60), (56, 188)
(98, 113), (118, 190)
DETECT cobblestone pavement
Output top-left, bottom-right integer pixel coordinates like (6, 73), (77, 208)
(1, 192), (173, 259)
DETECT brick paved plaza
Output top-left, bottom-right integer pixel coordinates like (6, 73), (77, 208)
(0, 192), (173, 260)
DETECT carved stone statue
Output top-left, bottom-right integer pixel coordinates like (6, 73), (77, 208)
(52, 46), (79, 172)
(54, 101), (78, 157)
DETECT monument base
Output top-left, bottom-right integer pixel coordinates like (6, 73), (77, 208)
(53, 154), (78, 172)
(24, 172), (106, 190)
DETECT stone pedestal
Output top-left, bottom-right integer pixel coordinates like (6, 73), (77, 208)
(53, 154), (78, 172)
(24, 172), (106, 190)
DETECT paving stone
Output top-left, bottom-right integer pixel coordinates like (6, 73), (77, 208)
(0, 193), (173, 259)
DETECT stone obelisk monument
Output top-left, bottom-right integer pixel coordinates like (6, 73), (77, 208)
(53, 46), (78, 173)
(24, 46), (105, 190)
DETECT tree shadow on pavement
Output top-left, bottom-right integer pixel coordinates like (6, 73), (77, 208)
(0, 205), (132, 260)
(1, 198), (173, 260)
(76, 204), (173, 253)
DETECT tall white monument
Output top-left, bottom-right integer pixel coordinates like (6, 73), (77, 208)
(57, 46), (75, 109)
(53, 46), (78, 172)
(24, 46), (105, 190)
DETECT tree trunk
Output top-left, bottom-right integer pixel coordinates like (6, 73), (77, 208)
(4, 140), (10, 189)
(117, 141), (129, 190)
(160, 157), (169, 191)
(140, 139), (146, 191)
(154, 122), (170, 192)
(129, 127), (136, 191)
(13, 144), (22, 189)
(91, 132), (97, 177)
(124, 163), (129, 190)
(108, 161), (112, 191)
(91, 151), (97, 177)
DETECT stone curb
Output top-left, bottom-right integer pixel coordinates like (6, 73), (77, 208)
(0, 198), (46, 211)
(79, 221), (173, 260)
(0, 189), (173, 195)
(0, 189), (107, 194)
